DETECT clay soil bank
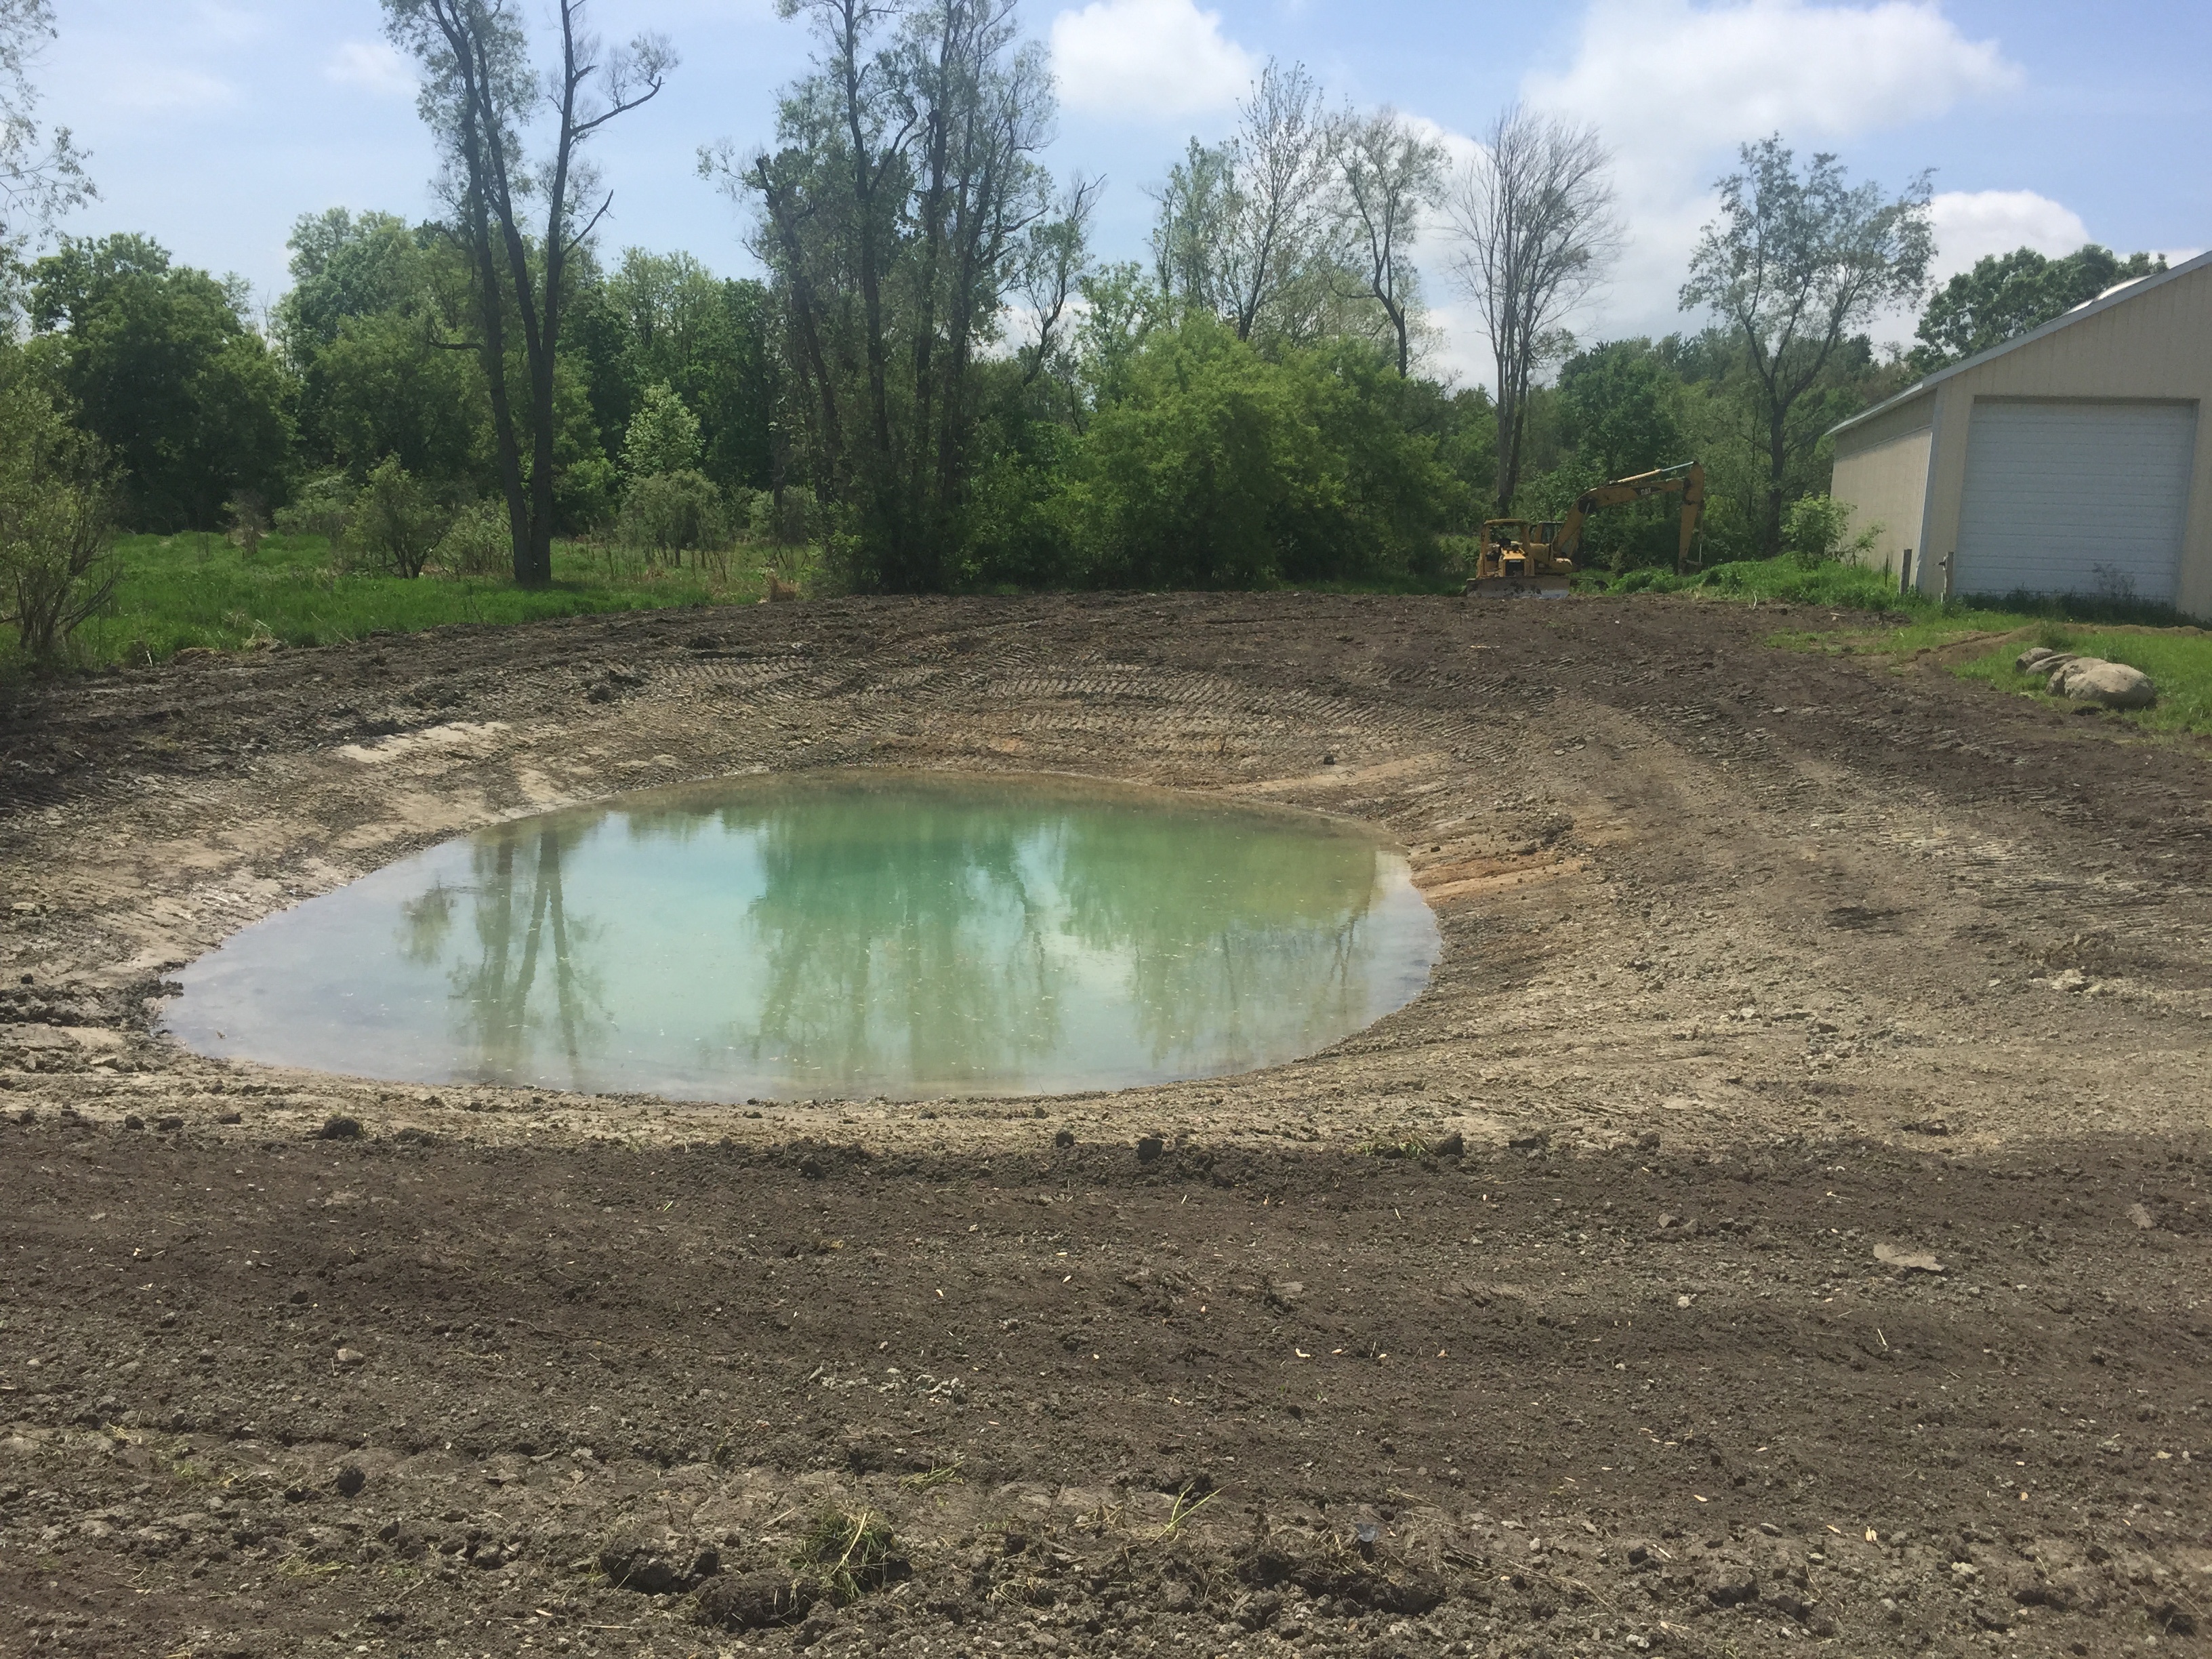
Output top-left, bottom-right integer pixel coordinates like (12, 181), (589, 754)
(1, 591), (2207, 1658)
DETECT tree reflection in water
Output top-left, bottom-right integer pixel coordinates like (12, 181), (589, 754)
(615, 775), (1399, 1094)
(394, 821), (611, 1090)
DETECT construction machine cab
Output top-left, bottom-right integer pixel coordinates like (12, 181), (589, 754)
(1465, 463), (1706, 598)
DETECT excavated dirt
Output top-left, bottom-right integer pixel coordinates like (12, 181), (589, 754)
(1, 591), (2208, 1659)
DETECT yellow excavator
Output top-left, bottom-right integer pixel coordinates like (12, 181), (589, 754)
(1465, 461), (1706, 597)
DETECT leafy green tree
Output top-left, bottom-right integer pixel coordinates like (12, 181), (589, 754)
(571, 249), (777, 496)
(1911, 244), (2165, 371)
(621, 380), (701, 478)
(27, 233), (292, 529)
(1681, 138), (1931, 557)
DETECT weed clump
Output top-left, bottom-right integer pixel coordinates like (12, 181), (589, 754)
(792, 1506), (904, 1605)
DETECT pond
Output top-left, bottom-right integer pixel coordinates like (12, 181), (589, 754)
(167, 771), (1440, 1101)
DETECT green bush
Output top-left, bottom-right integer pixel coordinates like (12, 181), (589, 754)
(344, 457), (448, 579)
(1780, 493), (1879, 564)
(0, 358), (119, 664)
(618, 468), (726, 560)
(435, 499), (510, 578)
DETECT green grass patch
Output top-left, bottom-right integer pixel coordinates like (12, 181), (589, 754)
(1954, 626), (2212, 735)
(54, 531), (796, 668)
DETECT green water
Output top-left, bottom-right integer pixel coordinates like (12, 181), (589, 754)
(169, 771), (1439, 1100)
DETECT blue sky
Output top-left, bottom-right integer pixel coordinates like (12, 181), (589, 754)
(37, 0), (2211, 384)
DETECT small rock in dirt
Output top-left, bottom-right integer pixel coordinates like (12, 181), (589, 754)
(318, 1115), (363, 1140)
(1872, 1243), (1944, 1273)
(123, 1114), (144, 1130)
(1135, 1134), (1164, 1163)
(333, 1462), (366, 1497)
(2127, 1202), (2155, 1230)
(155, 1115), (184, 1132)
(1431, 1130), (1465, 1158)
(695, 1570), (816, 1630)
(335, 1347), (367, 1368)
(1053, 1128), (1075, 1149)
(216, 1111), (242, 1125)
(1899, 1118), (1950, 1136)
(1509, 1129), (1551, 1152)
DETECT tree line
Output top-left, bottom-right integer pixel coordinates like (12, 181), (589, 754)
(0, 0), (2172, 659)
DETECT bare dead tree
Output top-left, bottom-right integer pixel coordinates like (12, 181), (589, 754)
(1442, 103), (1618, 512)
(1332, 108), (1442, 377)
(1221, 60), (1337, 343)
(384, 0), (674, 586)
(0, 0), (91, 258)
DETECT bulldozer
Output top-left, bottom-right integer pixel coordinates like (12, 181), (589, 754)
(1464, 461), (1706, 597)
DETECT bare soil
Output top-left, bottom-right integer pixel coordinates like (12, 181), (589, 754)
(1, 592), (2208, 1659)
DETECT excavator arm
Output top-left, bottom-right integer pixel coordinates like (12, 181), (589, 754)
(1553, 462), (1706, 572)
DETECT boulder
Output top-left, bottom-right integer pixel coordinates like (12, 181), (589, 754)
(2016, 646), (2062, 673)
(2055, 658), (2156, 710)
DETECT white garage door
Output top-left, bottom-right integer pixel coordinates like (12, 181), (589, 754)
(1954, 400), (2196, 603)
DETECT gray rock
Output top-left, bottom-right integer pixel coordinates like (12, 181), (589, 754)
(2016, 647), (2062, 673)
(2058, 658), (2156, 709)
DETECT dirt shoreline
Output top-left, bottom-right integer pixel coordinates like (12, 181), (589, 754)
(2, 592), (2207, 1657)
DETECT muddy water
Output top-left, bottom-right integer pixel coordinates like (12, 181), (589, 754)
(167, 771), (1439, 1100)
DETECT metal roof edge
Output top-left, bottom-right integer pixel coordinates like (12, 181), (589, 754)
(1828, 246), (2212, 442)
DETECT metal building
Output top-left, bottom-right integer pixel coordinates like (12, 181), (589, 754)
(1829, 249), (2212, 615)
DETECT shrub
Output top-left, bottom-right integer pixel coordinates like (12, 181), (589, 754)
(274, 472), (357, 542)
(225, 491), (270, 558)
(618, 468), (726, 561)
(435, 499), (510, 578)
(344, 456), (449, 579)
(1780, 493), (1879, 564)
(0, 368), (118, 665)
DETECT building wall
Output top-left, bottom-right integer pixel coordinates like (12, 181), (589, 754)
(1915, 260), (2212, 612)
(1831, 419), (1933, 579)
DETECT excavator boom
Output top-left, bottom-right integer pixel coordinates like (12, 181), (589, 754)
(1465, 461), (1706, 597)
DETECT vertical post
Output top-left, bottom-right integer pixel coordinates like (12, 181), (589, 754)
(1899, 548), (1913, 596)
(1940, 551), (1954, 602)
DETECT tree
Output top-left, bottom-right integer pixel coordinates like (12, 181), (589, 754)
(383, 0), (675, 585)
(1150, 62), (1349, 348)
(28, 233), (293, 529)
(708, 0), (1081, 591)
(1441, 104), (1618, 512)
(0, 343), (113, 663)
(1331, 108), (1442, 377)
(1681, 136), (1931, 556)
(621, 380), (701, 478)
(1912, 243), (2165, 371)
(0, 0), (91, 262)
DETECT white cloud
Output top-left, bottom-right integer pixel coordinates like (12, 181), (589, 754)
(1049, 0), (1258, 123)
(1497, 0), (2028, 348)
(1927, 189), (2087, 280)
(325, 40), (415, 98)
(1528, 0), (2019, 192)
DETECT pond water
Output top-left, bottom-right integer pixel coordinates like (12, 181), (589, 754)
(167, 771), (1439, 1101)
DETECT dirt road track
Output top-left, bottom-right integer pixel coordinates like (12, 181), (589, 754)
(1, 592), (2208, 1657)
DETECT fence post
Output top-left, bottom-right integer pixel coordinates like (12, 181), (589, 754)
(1899, 548), (1914, 596)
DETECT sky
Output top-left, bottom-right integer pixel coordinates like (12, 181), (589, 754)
(32, 0), (2212, 388)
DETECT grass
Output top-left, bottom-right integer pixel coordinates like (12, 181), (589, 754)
(1954, 626), (2212, 735)
(52, 531), (801, 669)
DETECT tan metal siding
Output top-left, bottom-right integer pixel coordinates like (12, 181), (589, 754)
(1831, 423), (1931, 577)
(1917, 261), (2212, 610)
